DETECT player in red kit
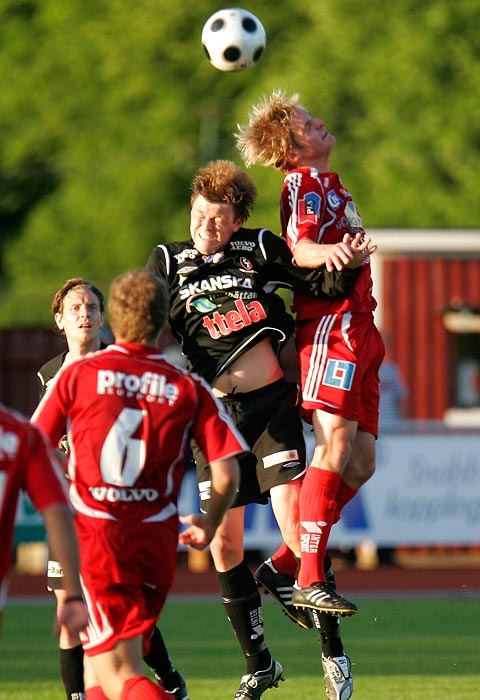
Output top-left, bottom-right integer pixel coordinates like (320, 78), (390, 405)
(0, 405), (87, 636)
(38, 277), (188, 700)
(33, 269), (243, 700)
(237, 90), (384, 700)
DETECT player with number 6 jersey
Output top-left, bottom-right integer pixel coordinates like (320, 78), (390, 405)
(33, 309), (245, 586)
(35, 357), (243, 531)
(33, 269), (244, 700)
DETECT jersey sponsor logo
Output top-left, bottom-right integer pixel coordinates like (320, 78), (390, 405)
(298, 191), (321, 223)
(173, 248), (198, 264)
(240, 257), (254, 271)
(89, 486), (159, 502)
(188, 297), (217, 313)
(345, 201), (362, 223)
(326, 189), (343, 210)
(97, 370), (179, 404)
(178, 274), (253, 300)
(178, 265), (198, 285)
(0, 427), (19, 458)
(322, 359), (356, 391)
(179, 265), (198, 276)
(335, 201), (363, 230)
(202, 299), (267, 339)
(202, 251), (224, 264)
(229, 240), (255, 251)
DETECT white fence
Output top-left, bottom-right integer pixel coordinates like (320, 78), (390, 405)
(178, 427), (480, 549)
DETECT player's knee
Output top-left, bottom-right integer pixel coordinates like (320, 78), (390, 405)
(210, 534), (243, 569)
(325, 442), (352, 473)
(360, 459), (376, 484)
(346, 458), (376, 488)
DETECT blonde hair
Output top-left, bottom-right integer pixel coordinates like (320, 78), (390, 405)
(108, 269), (168, 344)
(236, 90), (300, 171)
(190, 159), (257, 220)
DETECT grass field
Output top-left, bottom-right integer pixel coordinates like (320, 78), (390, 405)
(1, 596), (478, 700)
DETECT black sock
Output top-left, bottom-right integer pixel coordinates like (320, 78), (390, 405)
(59, 645), (84, 699)
(324, 552), (336, 588)
(313, 609), (344, 658)
(143, 626), (173, 679)
(217, 560), (271, 674)
(314, 553), (344, 658)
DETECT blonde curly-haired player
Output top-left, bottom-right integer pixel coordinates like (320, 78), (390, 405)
(237, 90), (384, 700)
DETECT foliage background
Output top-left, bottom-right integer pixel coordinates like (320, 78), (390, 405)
(1, 0), (479, 324)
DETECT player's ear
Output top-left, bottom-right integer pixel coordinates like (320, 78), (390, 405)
(54, 312), (64, 331)
(233, 216), (244, 232)
(288, 148), (301, 166)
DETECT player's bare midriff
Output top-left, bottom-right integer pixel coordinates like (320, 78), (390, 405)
(212, 337), (284, 397)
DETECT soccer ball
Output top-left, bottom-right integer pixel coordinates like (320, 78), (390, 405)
(201, 8), (266, 72)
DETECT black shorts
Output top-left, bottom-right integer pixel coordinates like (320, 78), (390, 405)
(193, 379), (306, 508)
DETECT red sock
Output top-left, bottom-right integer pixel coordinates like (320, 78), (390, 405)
(86, 687), (109, 700)
(297, 468), (341, 587)
(333, 480), (358, 523)
(121, 676), (168, 700)
(270, 541), (298, 578)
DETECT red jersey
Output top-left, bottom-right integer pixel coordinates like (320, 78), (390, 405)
(0, 405), (68, 586)
(33, 343), (247, 527)
(280, 168), (377, 319)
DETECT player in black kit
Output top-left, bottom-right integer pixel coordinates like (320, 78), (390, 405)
(146, 160), (368, 700)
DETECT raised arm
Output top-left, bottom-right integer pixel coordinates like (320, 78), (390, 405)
(293, 232), (377, 272)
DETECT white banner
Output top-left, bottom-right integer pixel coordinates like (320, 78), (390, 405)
(15, 432), (480, 549)
(180, 431), (480, 549)
(329, 432), (480, 547)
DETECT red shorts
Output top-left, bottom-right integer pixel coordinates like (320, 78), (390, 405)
(77, 516), (178, 656)
(295, 312), (385, 436)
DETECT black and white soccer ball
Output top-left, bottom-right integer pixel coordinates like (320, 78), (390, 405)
(201, 8), (266, 72)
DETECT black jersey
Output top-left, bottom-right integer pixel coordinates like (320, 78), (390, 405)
(37, 352), (68, 398)
(37, 344), (108, 399)
(146, 227), (359, 383)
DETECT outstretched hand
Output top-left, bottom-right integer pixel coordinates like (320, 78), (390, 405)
(179, 513), (216, 550)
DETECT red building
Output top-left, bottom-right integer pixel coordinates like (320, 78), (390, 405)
(371, 230), (480, 422)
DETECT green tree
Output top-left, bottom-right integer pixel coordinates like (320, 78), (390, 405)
(0, 0), (478, 323)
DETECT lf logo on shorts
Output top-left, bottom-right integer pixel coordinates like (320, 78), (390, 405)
(323, 359), (356, 391)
